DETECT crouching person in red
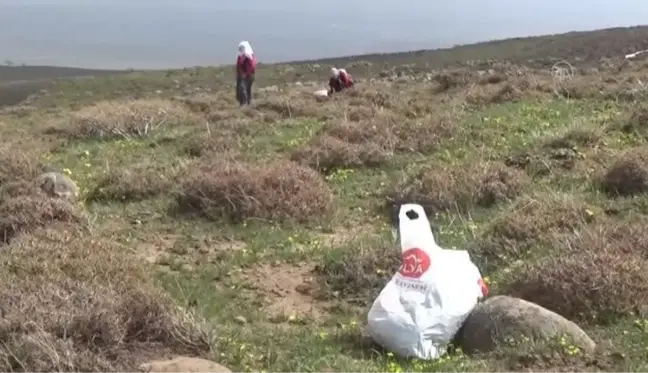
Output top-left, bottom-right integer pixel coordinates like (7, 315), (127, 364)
(328, 67), (354, 95)
(236, 41), (256, 106)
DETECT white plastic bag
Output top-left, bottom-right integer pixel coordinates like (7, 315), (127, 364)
(367, 204), (487, 360)
(314, 89), (329, 101)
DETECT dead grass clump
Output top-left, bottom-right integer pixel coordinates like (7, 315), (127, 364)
(471, 193), (596, 270)
(87, 161), (177, 202)
(323, 120), (395, 146)
(177, 160), (332, 222)
(543, 126), (603, 150)
(182, 132), (244, 157)
(254, 96), (323, 119)
(390, 115), (458, 153)
(320, 113), (457, 155)
(502, 249), (648, 324)
(0, 147), (37, 186)
(0, 229), (210, 371)
(290, 135), (391, 172)
(0, 185), (83, 243)
(477, 73), (506, 85)
(618, 105), (648, 135)
(566, 217), (648, 258)
(387, 162), (529, 215)
(346, 85), (394, 108)
(174, 92), (237, 114)
(432, 70), (477, 93)
(64, 99), (201, 140)
(600, 146), (648, 196)
(314, 238), (399, 306)
(465, 83), (526, 105)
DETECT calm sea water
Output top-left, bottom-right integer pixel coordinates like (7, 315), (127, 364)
(1, 0), (648, 69)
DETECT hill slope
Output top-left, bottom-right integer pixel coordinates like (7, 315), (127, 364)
(2, 26), (648, 371)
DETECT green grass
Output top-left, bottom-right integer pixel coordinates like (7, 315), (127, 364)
(5, 30), (648, 371)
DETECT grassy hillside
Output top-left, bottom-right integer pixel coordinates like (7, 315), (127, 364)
(2, 25), (648, 371)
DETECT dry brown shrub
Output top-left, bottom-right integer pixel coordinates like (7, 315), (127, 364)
(346, 85), (394, 108)
(618, 105), (648, 135)
(543, 125), (604, 150)
(471, 193), (597, 270)
(502, 249), (648, 324)
(600, 146), (648, 196)
(62, 99), (201, 140)
(432, 70), (477, 93)
(182, 132), (245, 157)
(0, 147), (38, 186)
(0, 183), (84, 243)
(566, 217), (648, 257)
(387, 162), (529, 215)
(254, 95), (324, 120)
(0, 228), (210, 371)
(87, 161), (177, 202)
(290, 135), (391, 172)
(174, 92), (237, 114)
(177, 160), (332, 223)
(321, 111), (457, 154)
(465, 82), (526, 105)
(313, 236), (399, 307)
(477, 73), (506, 85)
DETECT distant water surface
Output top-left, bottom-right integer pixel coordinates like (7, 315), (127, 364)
(1, 0), (648, 69)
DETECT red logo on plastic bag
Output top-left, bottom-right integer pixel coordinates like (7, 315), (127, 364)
(478, 278), (489, 297)
(399, 248), (431, 278)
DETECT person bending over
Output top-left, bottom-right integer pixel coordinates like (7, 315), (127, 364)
(328, 67), (354, 95)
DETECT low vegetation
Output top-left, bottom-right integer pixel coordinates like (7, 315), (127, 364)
(2, 25), (648, 372)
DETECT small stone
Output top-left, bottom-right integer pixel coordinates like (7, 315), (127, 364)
(234, 315), (247, 324)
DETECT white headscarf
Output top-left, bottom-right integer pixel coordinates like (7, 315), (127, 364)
(339, 68), (347, 75)
(331, 67), (340, 78)
(238, 41), (254, 57)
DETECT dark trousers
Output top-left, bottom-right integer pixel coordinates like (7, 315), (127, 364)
(236, 75), (254, 106)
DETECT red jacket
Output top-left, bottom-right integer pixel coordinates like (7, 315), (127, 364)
(236, 54), (256, 77)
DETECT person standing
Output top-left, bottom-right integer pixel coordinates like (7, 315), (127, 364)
(236, 41), (256, 106)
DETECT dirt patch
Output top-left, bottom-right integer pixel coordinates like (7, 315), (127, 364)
(600, 146), (648, 196)
(387, 161), (529, 215)
(176, 159), (333, 223)
(238, 262), (330, 321)
(137, 234), (246, 265)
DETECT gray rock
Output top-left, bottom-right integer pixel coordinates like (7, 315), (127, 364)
(34, 172), (79, 201)
(139, 357), (231, 373)
(458, 295), (596, 354)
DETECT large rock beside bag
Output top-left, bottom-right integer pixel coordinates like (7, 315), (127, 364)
(458, 295), (596, 354)
(139, 357), (231, 373)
